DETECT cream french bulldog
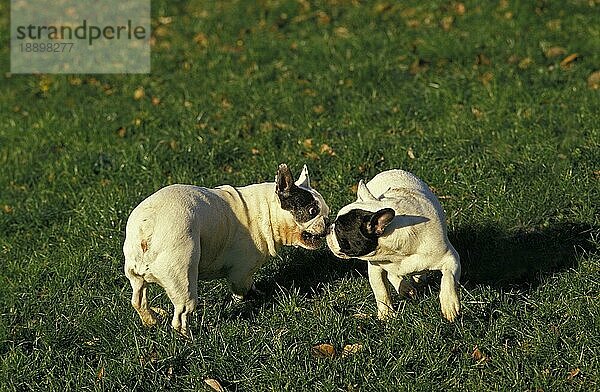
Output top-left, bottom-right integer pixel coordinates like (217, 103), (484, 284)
(326, 169), (461, 322)
(123, 164), (329, 336)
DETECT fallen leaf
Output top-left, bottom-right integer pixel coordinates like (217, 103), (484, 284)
(567, 368), (581, 380)
(587, 71), (600, 89)
(320, 143), (336, 156)
(97, 367), (105, 381)
(303, 151), (320, 160)
(251, 147), (260, 155)
(475, 53), (491, 66)
(350, 184), (358, 194)
(334, 27), (350, 38)
(133, 87), (145, 100)
(440, 16), (454, 31)
(478, 71), (494, 85)
(158, 16), (173, 25)
(204, 378), (225, 392)
(316, 11), (330, 25)
(151, 96), (161, 106)
(471, 346), (489, 363)
(352, 313), (371, 319)
(313, 105), (325, 114)
(302, 138), (313, 149)
(3, 205), (13, 214)
(194, 32), (209, 47)
(518, 57), (533, 69)
(471, 107), (484, 119)
(312, 343), (335, 358)
(454, 3), (466, 15)
(117, 127), (126, 137)
(560, 53), (579, 68)
(342, 343), (363, 358)
(407, 147), (416, 159)
(544, 46), (566, 59)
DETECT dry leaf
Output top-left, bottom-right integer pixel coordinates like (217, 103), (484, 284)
(567, 368), (581, 380)
(117, 127), (126, 138)
(478, 71), (494, 85)
(544, 46), (566, 59)
(320, 143), (336, 156)
(302, 138), (313, 149)
(342, 343), (363, 358)
(316, 11), (330, 25)
(334, 27), (350, 38)
(96, 367), (105, 381)
(251, 147), (260, 155)
(158, 16), (173, 25)
(454, 3), (466, 15)
(440, 16), (454, 31)
(312, 343), (335, 358)
(303, 151), (320, 160)
(313, 105), (325, 114)
(587, 71), (600, 90)
(352, 313), (371, 319)
(471, 346), (489, 363)
(471, 107), (484, 119)
(204, 378), (225, 392)
(407, 147), (416, 159)
(476, 53), (491, 66)
(133, 87), (145, 100)
(151, 96), (161, 106)
(350, 184), (358, 194)
(194, 32), (209, 47)
(3, 205), (13, 214)
(560, 53), (579, 68)
(518, 57), (533, 69)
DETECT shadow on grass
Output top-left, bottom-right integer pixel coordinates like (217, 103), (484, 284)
(259, 222), (597, 298)
(225, 222), (597, 320)
(450, 222), (598, 290)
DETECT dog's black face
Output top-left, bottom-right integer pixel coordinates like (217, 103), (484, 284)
(332, 209), (379, 257)
(275, 163), (329, 249)
(278, 186), (321, 223)
(327, 207), (395, 258)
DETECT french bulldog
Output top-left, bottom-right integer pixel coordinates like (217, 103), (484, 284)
(326, 169), (461, 322)
(123, 164), (329, 336)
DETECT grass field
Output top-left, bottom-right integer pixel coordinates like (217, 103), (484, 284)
(1, 0), (599, 390)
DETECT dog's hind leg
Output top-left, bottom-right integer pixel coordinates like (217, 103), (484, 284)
(125, 267), (161, 327)
(151, 241), (200, 337)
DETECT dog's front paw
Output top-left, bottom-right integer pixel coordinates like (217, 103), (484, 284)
(439, 288), (460, 322)
(376, 305), (395, 321)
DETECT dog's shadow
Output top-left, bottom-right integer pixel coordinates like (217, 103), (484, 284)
(450, 222), (597, 289)
(256, 221), (597, 300)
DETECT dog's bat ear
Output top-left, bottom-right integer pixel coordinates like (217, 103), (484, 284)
(276, 163), (294, 195)
(294, 164), (311, 188)
(365, 208), (395, 237)
(356, 180), (377, 202)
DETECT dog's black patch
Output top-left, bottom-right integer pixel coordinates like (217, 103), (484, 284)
(333, 209), (379, 257)
(279, 185), (320, 223)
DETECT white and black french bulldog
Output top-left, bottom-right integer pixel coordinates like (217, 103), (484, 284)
(123, 164), (329, 336)
(326, 169), (461, 322)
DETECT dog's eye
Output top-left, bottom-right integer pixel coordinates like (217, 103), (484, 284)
(308, 206), (319, 217)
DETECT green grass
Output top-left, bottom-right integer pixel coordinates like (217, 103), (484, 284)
(1, 0), (599, 390)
